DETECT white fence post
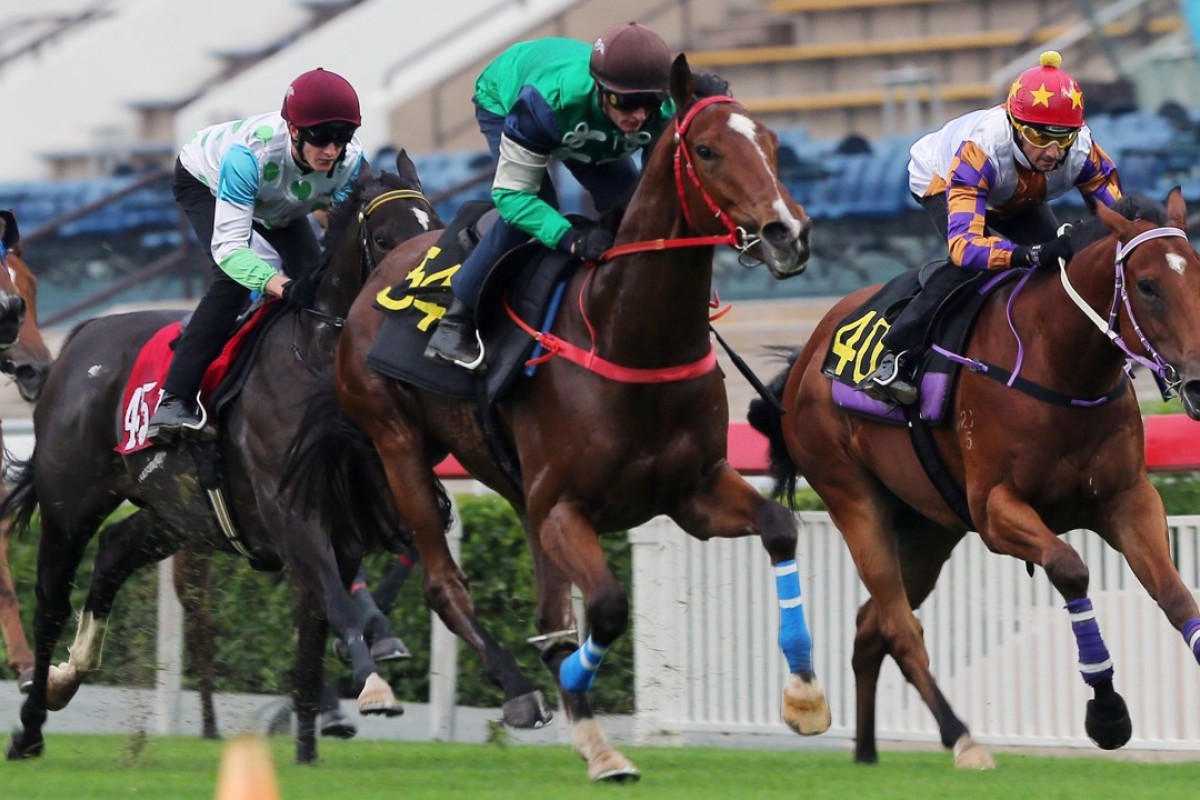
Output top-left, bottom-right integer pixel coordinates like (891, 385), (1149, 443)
(153, 556), (183, 735)
(428, 493), (463, 741)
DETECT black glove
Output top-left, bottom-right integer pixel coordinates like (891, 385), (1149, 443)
(693, 72), (732, 98)
(1014, 233), (1073, 270)
(281, 273), (318, 309)
(559, 226), (614, 261)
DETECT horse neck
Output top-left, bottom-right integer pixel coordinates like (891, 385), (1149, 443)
(317, 219), (368, 319)
(583, 148), (716, 361)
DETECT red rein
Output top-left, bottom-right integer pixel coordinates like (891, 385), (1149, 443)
(505, 95), (743, 383)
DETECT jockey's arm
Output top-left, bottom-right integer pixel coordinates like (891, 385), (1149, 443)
(212, 146), (280, 294)
(944, 142), (1022, 271)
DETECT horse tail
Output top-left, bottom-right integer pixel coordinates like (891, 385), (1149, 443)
(0, 451), (39, 537)
(280, 384), (417, 553)
(747, 346), (802, 507)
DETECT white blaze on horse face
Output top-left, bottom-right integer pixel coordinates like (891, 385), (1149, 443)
(1166, 252), (1187, 275)
(726, 113), (800, 236)
(413, 208), (432, 231)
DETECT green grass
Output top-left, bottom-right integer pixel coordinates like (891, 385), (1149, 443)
(2, 734), (1198, 800)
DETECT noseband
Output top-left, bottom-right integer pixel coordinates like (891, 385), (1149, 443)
(1059, 225), (1189, 396)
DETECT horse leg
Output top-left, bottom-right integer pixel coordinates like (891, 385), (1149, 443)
(0, 517), (35, 686)
(673, 465), (830, 735)
(981, 486), (1131, 750)
(290, 579), (329, 764)
(533, 503), (639, 782)
(350, 563), (410, 661)
(173, 551), (220, 739)
(366, 443), (546, 727)
(7, 497), (128, 760)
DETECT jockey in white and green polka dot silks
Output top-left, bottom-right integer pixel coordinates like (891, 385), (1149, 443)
(178, 111), (364, 293)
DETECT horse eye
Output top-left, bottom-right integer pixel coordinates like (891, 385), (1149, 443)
(695, 145), (716, 160)
(1136, 278), (1158, 299)
(373, 234), (393, 250)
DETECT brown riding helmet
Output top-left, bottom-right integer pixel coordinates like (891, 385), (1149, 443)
(589, 22), (671, 94)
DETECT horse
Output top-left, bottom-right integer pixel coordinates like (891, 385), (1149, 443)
(748, 189), (1200, 768)
(0, 208), (54, 690)
(2, 151), (440, 764)
(299, 55), (830, 782)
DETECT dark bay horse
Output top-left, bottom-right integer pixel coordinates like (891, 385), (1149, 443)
(750, 189), (1200, 768)
(0, 209), (54, 689)
(322, 56), (829, 781)
(3, 153), (438, 763)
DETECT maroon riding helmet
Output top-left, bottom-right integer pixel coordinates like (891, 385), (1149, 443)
(281, 67), (362, 128)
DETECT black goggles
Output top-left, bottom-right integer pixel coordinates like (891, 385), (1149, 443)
(603, 89), (665, 113)
(300, 123), (357, 148)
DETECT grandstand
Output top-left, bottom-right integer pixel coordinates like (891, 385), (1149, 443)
(0, 0), (1197, 355)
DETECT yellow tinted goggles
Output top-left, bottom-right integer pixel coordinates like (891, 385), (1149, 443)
(1013, 121), (1079, 149)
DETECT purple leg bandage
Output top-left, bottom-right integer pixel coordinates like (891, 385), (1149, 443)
(1066, 597), (1113, 685)
(1182, 618), (1200, 665)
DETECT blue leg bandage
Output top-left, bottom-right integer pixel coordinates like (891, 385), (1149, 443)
(775, 559), (813, 674)
(559, 635), (610, 692)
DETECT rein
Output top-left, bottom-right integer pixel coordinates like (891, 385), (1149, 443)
(934, 225), (1187, 406)
(1059, 225), (1187, 396)
(508, 95), (757, 383)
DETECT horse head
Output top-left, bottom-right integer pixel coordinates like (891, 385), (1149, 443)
(660, 55), (811, 278)
(0, 211), (51, 401)
(1093, 188), (1200, 419)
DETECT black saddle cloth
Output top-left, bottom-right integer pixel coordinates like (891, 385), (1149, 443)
(367, 202), (580, 403)
(821, 260), (1019, 425)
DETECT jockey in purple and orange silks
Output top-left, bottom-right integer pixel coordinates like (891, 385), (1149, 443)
(862, 50), (1123, 405)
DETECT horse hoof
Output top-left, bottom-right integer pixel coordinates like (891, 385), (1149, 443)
(45, 664), (83, 713)
(781, 672), (831, 735)
(1086, 693), (1132, 750)
(502, 690), (553, 729)
(588, 752), (641, 783)
(319, 710), (357, 740)
(357, 672), (404, 717)
(369, 637), (411, 662)
(952, 734), (996, 769)
(17, 668), (33, 695)
(6, 729), (44, 761)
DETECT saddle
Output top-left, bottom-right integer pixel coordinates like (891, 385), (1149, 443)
(367, 201), (580, 404)
(821, 260), (1020, 426)
(114, 303), (289, 571)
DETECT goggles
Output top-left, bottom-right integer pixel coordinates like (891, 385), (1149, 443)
(1012, 119), (1079, 149)
(602, 88), (665, 113)
(300, 122), (357, 148)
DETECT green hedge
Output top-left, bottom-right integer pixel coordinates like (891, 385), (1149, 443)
(1, 494), (634, 713)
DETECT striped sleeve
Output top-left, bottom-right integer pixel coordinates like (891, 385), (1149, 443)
(945, 141), (1019, 271)
(1074, 141), (1122, 210)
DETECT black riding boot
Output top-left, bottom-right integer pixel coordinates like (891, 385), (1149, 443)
(424, 298), (483, 369)
(860, 350), (919, 406)
(146, 391), (209, 441)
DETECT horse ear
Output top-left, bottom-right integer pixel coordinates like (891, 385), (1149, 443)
(1095, 198), (1130, 240)
(669, 53), (694, 112)
(1165, 186), (1187, 230)
(394, 149), (422, 190)
(0, 209), (18, 250)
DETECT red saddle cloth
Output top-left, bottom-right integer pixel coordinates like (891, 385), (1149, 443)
(116, 305), (274, 454)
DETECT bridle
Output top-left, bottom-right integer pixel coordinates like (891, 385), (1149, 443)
(599, 95), (760, 263)
(301, 187), (432, 329)
(1058, 225), (1188, 397)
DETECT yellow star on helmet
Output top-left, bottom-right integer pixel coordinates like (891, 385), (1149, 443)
(1029, 83), (1054, 107)
(1068, 84), (1083, 109)
(1009, 78), (1023, 98)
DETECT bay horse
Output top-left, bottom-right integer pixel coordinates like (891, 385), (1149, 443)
(0, 208), (54, 690)
(321, 55), (829, 781)
(749, 189), (1200, 768)
(3, 152), (438, 763)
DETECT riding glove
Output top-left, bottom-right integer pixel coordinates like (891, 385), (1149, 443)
(281, 273), (319, 309)
(559, 226), (614, 261)
(1013, 233), (1074, 271)
(693, 72), (732, 98)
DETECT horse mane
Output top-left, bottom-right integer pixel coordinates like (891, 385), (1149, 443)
(1066, 194), (1166, 252)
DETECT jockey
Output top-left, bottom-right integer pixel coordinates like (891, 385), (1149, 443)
(147, 68), (366, 440)
(422, 21), (677, 370)
(862, 50), (1122, 405)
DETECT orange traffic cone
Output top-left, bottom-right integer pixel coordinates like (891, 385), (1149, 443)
(214, 734), (281, 800)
